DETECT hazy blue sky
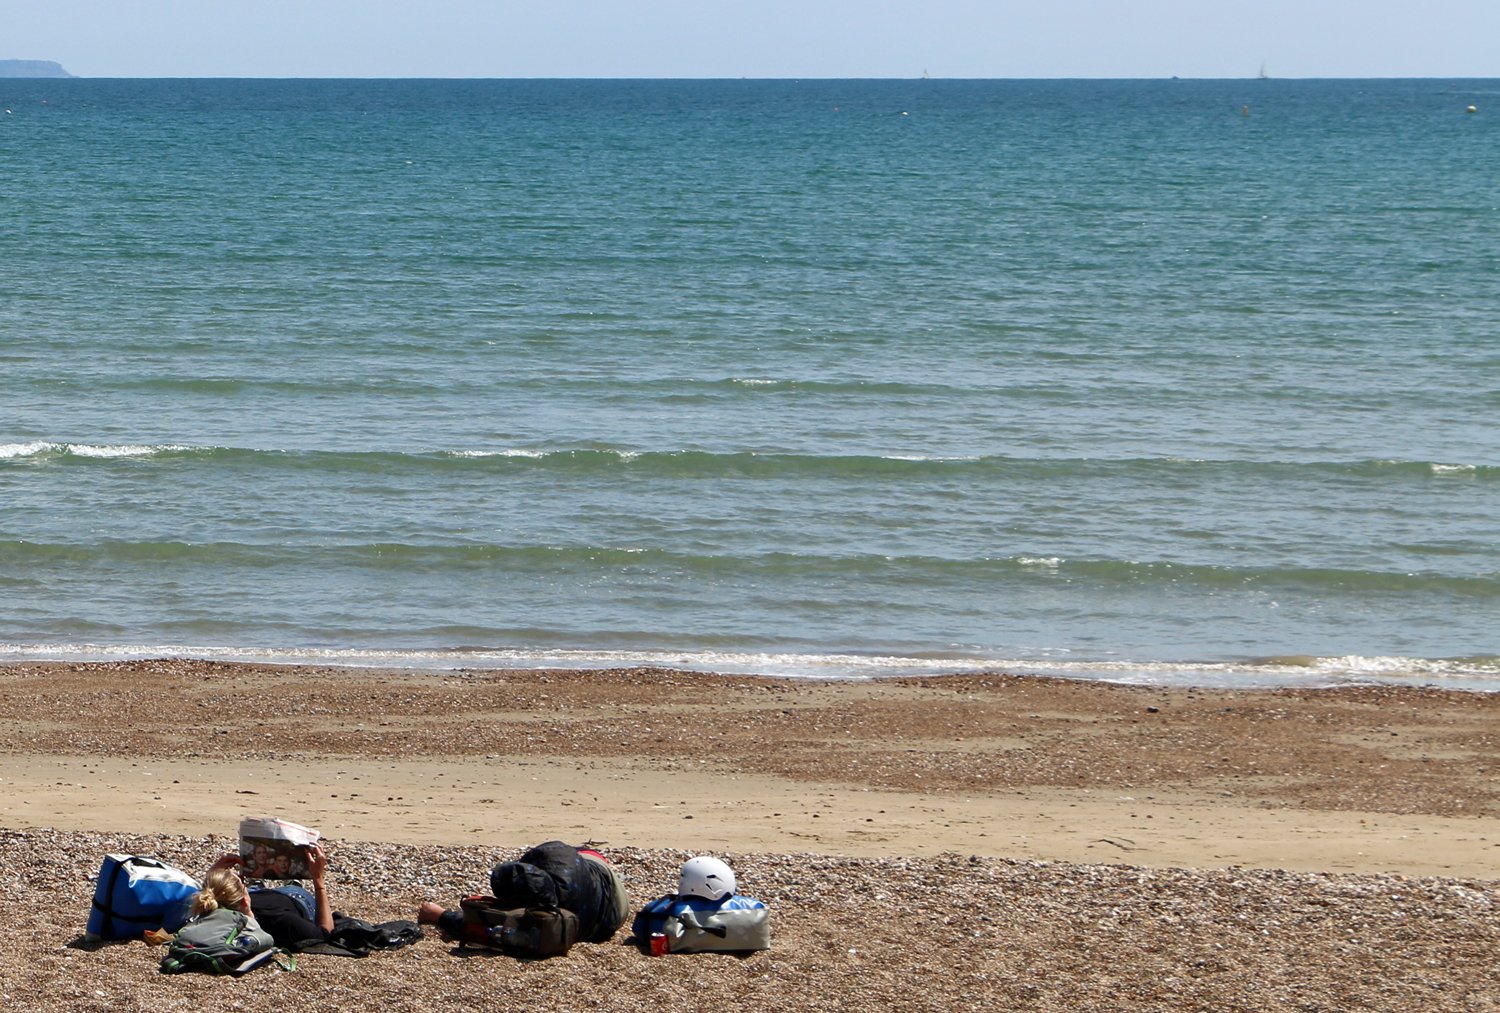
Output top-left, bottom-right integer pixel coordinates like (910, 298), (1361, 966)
(7, 1), (1499, 79)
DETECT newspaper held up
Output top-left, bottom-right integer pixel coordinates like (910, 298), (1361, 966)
(238, 816), (321, 880)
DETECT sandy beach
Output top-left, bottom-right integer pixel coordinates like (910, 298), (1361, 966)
(4, 659), (1499, 1010)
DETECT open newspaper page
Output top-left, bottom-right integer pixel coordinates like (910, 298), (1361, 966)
(238, 816), (321, 880)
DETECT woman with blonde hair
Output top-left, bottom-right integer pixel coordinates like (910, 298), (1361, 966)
(203, 843), (337, 949)
(143, 867), (257, 946)
(157, 863), (278, 974)
(150, 844), (350, 952)
(191, 866), (256, 918)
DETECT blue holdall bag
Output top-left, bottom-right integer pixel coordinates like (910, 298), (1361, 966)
(85, 854), (200, 941)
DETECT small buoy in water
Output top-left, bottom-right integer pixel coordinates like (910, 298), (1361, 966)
(1241, 105), (1250, 117)
(1466, 105), (1478, 114)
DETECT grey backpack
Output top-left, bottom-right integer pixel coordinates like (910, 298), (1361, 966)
(160, 907), (281, 975)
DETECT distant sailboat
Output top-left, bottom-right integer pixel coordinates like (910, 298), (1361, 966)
(1258, 62), (1269, 80)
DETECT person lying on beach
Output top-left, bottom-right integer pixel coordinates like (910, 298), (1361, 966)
(246, 845), (333, 948)
(417, 840), (630, 946)
(150, 865), (279, 973)
(143, 842), (421, 955)
(175, 844), (334, 950)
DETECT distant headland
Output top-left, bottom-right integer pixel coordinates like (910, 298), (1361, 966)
(0, 60), (73, 78)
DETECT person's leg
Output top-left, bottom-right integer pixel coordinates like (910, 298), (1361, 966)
(417, 901), (466, 939)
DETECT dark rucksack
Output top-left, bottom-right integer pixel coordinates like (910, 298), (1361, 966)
(490, 857), (562, 909)
(457, 895), (580, 959)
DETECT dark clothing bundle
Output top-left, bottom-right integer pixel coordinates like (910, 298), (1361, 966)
(490, 841), (627, 943)
(250, 888), (421, 956)
(316, 914), (423, 956)
(436, 841), (629, 949)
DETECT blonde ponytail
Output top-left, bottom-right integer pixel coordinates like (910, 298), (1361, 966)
(191, 867), (247, 917)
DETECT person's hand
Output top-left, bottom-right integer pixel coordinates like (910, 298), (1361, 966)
(302, 842), (329, 883)
(208, 853), (244, 873)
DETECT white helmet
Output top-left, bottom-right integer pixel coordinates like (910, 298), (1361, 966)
(678, 856), (736, 901)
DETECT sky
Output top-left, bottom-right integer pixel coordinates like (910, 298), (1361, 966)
(5, 1), (1498, 79)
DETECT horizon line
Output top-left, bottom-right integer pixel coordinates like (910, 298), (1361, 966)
(12, 73), (1500, 82)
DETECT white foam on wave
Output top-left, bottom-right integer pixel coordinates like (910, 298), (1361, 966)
(67, 443), (191, 458)
(2, 644), (1494, 690)
(1314, 654), (1416, 674)
(0, 642), (998, 680)
(1431, 463), (1478, 476)
(447, 448), (644, 461)
(0, 441), (54, 459)
(0, 441), (190, 460)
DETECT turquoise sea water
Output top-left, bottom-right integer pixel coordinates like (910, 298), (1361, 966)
(2, 79), (1497, 688)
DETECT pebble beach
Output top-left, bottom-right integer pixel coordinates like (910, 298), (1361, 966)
(3, 660), (1500, 1011)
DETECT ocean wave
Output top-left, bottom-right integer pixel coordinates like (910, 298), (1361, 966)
(446, 448), (551, 459)
(0, 642), (1001, 679)
(716, 376), (951, 395)
(6, 442), (1494, 482)
(0, 441), (195, 461)
(1, 538), (1494, 598)
(0, 443), (1015, 476)
(997, 654), (1500, 690)
(1, 643), (1496, 690)
(429, 448), (985, 476)
(91, 376), (453, 397)
(60, 372), (963, 400)
(0, 442), (52, 460)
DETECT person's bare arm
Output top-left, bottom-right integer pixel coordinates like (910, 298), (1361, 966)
(303, 843), (335, 935)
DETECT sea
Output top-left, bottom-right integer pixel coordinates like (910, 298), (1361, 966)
(2, 78), (1497, 690)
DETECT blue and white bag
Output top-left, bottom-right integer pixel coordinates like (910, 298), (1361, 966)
(85, 854), (200, 941)
(632, 894), (771, 953)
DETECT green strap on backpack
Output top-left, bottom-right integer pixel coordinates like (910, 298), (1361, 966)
(160, 907), (288, 976)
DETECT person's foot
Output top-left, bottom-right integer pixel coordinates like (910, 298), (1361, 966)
(417, 901), (444, 925)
